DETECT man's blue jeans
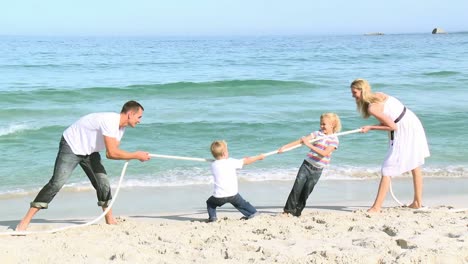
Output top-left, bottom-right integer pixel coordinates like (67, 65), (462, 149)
(206, 193), (257, 221)
(31, 136), (112, 209)
(283, 160), (323, 216)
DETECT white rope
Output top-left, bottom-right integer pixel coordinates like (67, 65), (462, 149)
(149, 153), (213, 162)
(260, 128), (468, 212)
(263, 128), (362, 157)
(1, 154), (213, 236)
(389, 179), (404, 206)
(389, 176), (468, 212)
(1, 161), (130, 236)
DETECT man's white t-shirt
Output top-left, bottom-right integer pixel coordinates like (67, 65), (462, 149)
(211, 158), (244, 198)
(63, 112), (125, 155)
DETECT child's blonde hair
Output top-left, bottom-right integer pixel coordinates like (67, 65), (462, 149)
(210, 140), (227, 159)
(321, 112), (342, 133)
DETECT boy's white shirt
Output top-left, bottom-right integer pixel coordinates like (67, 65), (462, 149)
(211, 158), (244, 198)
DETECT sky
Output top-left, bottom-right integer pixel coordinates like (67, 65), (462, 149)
(1, 0), (467, 36)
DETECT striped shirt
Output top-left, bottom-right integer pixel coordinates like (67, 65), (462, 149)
(305, 130), (339, 168)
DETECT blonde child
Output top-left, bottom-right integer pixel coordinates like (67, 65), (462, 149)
(206, 140), (264, 222)
(279, 113), (341, 217)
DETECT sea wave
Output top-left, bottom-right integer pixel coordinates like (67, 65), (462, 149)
(1, 165), (466, 197)
(0, 63), (77, 69)
(0, 79), (314, 100)
(126, 79), (314, 97)
(0, 123), (33, 136)
(0, 123), (63, 137)
(423, 70), (460, 77)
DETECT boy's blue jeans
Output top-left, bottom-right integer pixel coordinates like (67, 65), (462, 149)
(284, 160), (323, 216)
(30, 136), (112, 209)
(206, 193), (257, 221)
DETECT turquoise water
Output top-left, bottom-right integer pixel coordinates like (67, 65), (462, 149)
(1, 34), (468, 195)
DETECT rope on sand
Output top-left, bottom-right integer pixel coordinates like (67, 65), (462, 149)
(388, 178), (468, 212)
(0, 154), (213, 236)
(389, 180), (404, 206)
(1, 153), (218, 236)
(1, 153), (214, 236)
(1, 161), (130, 236)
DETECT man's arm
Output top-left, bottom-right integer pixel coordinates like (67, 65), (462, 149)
(104, 136), (150, 162)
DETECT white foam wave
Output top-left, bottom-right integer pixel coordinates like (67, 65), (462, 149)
(0, 124), (31, 136)
(1, 165), (467, 197)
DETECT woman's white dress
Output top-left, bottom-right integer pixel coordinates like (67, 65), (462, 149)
(381, 96), (430, 176)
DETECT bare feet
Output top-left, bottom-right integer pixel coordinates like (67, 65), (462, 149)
(407, 201), (422, 209)
(15, 220), (29, 231)
(105, 214), (117, 225)
(102, 207), (117, 225)
(280, 212), (292, 217)
(16, 207), (39, 231)
(367, 207), (381, 213)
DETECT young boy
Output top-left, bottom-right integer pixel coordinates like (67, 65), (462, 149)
(206, 140), (264, 222)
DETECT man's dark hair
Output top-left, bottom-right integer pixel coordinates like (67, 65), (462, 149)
(121, 100), (144, 114)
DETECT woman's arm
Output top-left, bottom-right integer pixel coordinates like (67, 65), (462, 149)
(361, 103), (397, 133)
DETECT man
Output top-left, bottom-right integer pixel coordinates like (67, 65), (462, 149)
(16, 100), (151, 231)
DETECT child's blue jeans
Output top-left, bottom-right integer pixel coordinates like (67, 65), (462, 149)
(283, 160), (323, 216)
(206, 193), (257, 221)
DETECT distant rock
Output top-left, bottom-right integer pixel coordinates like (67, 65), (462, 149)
(364, 32), (384, 36)
(432, 28), (447, 34)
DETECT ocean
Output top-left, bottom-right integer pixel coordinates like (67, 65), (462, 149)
(1, 33), (468, 197)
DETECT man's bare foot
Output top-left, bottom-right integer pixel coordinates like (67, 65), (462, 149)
(102, 207), (117, 225)
(105, 215), (117, 225)
(105, 216), (117, 225)
(15, 207), (39, 231)
(15, 221), (29, 231)
(367, 207), (381, 213)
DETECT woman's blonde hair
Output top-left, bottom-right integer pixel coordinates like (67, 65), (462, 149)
(321, 112), (342, 133)
(210, 140), (227, 159)
(350, 78), (383, 118)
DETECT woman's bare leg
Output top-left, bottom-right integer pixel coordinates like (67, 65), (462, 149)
(368, 176), (391, 213)
(408, 167), (423, 209)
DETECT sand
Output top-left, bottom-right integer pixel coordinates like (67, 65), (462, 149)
(0, 178), (467, 263)
(1, 206), (467, 264)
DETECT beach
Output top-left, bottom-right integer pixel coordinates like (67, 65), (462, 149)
(2, 3), (468, 262)
(1, 178), (467, 263)
(1, 34), (468, 263)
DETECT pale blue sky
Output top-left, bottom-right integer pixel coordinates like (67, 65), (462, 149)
(1, 0), (467, 36)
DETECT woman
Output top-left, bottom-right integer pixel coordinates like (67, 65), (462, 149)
(350, 79), (430, 212)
